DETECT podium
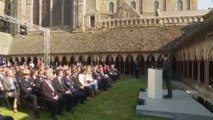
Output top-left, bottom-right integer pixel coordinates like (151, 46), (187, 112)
(148, 68), (163, 99)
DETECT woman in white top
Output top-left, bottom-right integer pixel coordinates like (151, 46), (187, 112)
(78, 68), (94, 95)
(85, 67), (98, 92)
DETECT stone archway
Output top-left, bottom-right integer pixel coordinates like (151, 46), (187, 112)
(147, 54), (155, 69)
(54, 56), (59, 66)
(170, 55), (177, 79)
(189, 60), (192, 79)
(78, 56), (85, 65)
(183, 53), (187, 79)
(209, 57), (213, 87)
(21, 57), (26, 65)
(208, 47), (213, 87)
(105, 55), (114, 65)
(157, 54), (163, 68)
(136, 55), (145, 75)
(125, 55), (134, 75)
(115, 55), (124, 74)
(70, 56), (75, 65)
(87, 56), (94, 65)
(8, 57), (13, 65)
(200, 57), (205, 83)
(96, 55), (104, 65)
(179, 60), (183, 78)
(194, 56), (198, 81)
(27, 57), (31, 65)
(62, 56), (67, 66)
(15, 57), (19, 65)
(33, 57), (38, 66)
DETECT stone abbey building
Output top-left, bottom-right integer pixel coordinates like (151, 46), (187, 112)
(0, 0), (213, 99)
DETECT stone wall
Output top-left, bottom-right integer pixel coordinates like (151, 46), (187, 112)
(0, 32), (13, 55)
(142, 0), (197, 13)
(85, 0), (98, 28)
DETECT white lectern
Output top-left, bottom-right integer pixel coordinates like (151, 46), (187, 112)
(148, 68), (163, 99)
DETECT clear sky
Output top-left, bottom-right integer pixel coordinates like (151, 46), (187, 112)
(198, 0), (213, 10)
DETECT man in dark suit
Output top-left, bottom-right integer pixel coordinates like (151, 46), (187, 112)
(18, 69), (39, 119)
(41, 70), (65, 120)
(63, 69), (87, 104)
(162, 54), (172, 99)
(53, 69), (74, 112)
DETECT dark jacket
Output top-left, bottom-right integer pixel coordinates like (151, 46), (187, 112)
(71, 75), (82, 89)
(19, 78), (33, 95)
(41, 80), (57, 101)
(63, 76), (74, 88)
(53, 77), (69, 94)
(163, 57), (172, 79)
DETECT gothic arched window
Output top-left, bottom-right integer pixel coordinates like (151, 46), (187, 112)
(109, 2), (114, 14)
(178, 0), (183, 11)
(131, 1), (136, 9)
(186, 0), (190, 10)
(33, 0), (39, 25)
(154, 1), (159, 11)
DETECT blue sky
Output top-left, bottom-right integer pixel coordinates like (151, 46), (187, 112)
(198, 0), (213, 9)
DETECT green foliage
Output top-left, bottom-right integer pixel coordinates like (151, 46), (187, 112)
(0, 76), (172, 120)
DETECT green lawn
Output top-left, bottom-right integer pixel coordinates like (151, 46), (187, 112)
(0, 76), (172, 120)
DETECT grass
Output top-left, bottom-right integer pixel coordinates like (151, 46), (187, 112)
(0, 76), (172, 120)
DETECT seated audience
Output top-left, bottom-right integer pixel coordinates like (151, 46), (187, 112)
(78, 68), (95, 97)
(2, 69), (20, 113)
(109, 64), (120, 81)
(18, 69), (39, 119)
(63, 69), (87, 104)
(85, 66), (99, 95)
(41, 70), (66, 120)
(92, 65), (111, 91)
(0, 61), (121, 120)
(53, 69), (74, 112)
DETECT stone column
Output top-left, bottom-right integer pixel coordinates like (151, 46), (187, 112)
(197, 61), (201, 84)
(39, 0), (42, 26)
(187, 61), (189, 79)
(192, 60), (195, 81)
(178, 61), (181, 77)
(176, 61), (179, 77)
(182, 61), (184, 78)
(61, 0), (64, 26)
(144, 60), (148, 75)
(50, 0), (53, 27)
(204, 60), (210, 86)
